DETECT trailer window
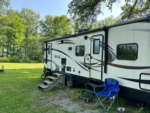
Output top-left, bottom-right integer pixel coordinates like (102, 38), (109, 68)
(61, 58), (66, 65)
(48, 46), (51, 54)
(117, 43), (138, 60)
(76, 45), (85, 56)
(93, 39), (100, 54)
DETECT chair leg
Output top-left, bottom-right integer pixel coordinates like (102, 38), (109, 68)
(117, 94), (118, 108)
(106, 96), (116, 111)
(95, 95), (107, 111)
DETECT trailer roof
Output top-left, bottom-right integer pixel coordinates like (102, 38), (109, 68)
(45, 16), (150, 42)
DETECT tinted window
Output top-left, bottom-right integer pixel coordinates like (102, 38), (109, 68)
(76, 46), (85, 56)
(127, 44), (138, 60)
(48, 46), (51, 54)
(93, 39), (100, 54)
(117, 45), (126, 59)
(117, 43), (138, 60)
(61, 58), (66, 65)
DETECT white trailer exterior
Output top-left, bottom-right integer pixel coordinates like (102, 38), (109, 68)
(44, 16), (150, 103)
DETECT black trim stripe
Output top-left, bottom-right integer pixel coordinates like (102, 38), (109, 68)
(93, 58), (150, 70)
(75, 61), (89, 72)
(108, 63), (150, 70)
(80, 62), (99, 65)
(79, 62), (101, 72)
(118, 77), (150, 85)
(90, 67), (101, 72)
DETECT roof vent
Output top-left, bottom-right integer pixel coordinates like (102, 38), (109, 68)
(79, 29), (88, 33)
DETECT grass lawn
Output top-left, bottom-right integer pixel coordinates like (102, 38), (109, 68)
(1, 63), (150, 113)
(0, 63), (69, 113)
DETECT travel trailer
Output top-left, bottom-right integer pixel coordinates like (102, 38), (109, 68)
(43, 16), (150, 103)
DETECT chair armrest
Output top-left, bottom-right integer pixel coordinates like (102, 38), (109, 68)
(110, 91), (117, 94)
(91, 85), (105, 93)
(109, 87), (119, 95)
(91, 85), (105, 88)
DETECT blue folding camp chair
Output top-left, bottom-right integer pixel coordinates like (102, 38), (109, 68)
(92, 78), (119, 112)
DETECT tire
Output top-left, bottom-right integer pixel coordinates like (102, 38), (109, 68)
(66, 76), (74, 88)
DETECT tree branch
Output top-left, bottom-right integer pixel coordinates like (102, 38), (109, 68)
(127, 0), (138, 20)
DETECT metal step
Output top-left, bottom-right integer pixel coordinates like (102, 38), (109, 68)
(80, 95), (91, 102)
(52, 73), (64, 76)
(38, 84), (48, 89)
(49, 76), (58, 80)
(87, 83), (97, 86)
(43, 80), (54, 85)
(83, 89), (94, 94)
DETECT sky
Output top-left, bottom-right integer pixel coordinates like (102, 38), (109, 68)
(10, 0), (125, 20)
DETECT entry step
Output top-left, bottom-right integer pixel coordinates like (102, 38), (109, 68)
(38, 84), (48, 89)
(83, 89), (94, 94)
(80, 95), (92, 102)
(43, 80), (54, 85)
(49, 76), (58, 80)
(53, 73), (64, 76)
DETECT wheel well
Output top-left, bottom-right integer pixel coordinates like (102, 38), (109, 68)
(65, 74), (73, 80)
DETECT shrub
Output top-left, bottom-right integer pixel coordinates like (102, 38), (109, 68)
(0, 57), (10, 62)
(38, 55), (44, 63)
(9, 56), (21, 63)
(0, 56), (43, 63)
(22, 57), (32, 63)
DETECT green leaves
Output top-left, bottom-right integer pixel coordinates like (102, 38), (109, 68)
(40, 15), (72, 38)
(21, 8), (40, 38)
(0, 0), (10, 15)
(68, 0), (150, 25)
(93, 15), (117, 29)
(68, 0), (103, 26)
(120, 0), (150, 21)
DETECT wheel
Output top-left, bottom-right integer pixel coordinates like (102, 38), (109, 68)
(66, 76), (74, 88)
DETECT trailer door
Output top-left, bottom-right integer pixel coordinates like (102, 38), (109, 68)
(90, 34), (104, 80)
(47, 43), (52, 68)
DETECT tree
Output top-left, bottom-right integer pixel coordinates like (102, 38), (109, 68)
(40, 15), (55, 38)
(71, 19), (81, 34)
(0, 0), (10, 15)
(68, 0), (150, 25)
(40, 15), (72, 38)
(26, 35), (45, 62)
(0, 9), (25, 57)
(5, 9), (25, 57)
(20, 8), (40, 57)
(0, 15), (10, 56)
(120, 0), (150, 21)
(93, 15), (117, 29)
(21, 8), (40, 38)
(53, 15), (72, 37)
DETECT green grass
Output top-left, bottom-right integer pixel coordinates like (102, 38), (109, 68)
(1, 63), (150, 113)
(0, 63), (69, 113)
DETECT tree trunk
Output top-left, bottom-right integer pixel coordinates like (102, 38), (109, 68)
(2, 37), (4, 57)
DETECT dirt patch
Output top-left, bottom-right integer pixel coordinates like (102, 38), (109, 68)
(45, 88), (100, 113)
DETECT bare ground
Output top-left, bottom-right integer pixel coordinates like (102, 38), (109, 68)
(45, 88), (101, 113)
(41, 86), (150, 113)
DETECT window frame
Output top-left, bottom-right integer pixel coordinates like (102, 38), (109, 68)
(75, 45), (85, 56)
(93, 39), (100, 54)
(116, 43), (138, 61)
